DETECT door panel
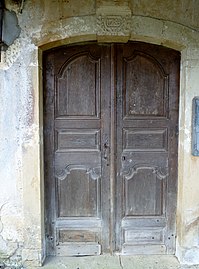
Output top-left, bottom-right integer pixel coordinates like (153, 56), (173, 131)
(56, 53), (100, 118)
(115, 43), (180, 254)
(123, 52), (167, 117)
(43, 42), (180, 256)
(124, 167), (164, 216)
(44, 44), (111, 256)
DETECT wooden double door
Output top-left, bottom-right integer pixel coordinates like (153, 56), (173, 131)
(43, 42), (180, 256)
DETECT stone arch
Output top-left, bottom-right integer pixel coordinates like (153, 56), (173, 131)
(34, 15), (199, 51)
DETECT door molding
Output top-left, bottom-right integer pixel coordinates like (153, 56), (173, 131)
(122, 164), (169, 180)
(55, 165), (101, 181)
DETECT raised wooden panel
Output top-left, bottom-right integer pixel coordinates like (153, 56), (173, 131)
(123, 128), (168, 151)
(57, 169), (100, 217)
(58, 230), (98, 243)
(124, 229), (164, 244)
(124, 167), (164, 216)
(56, 219), (102, 229)
(123, 53), (168, 118)
(122, 244), (166, 255)
(56, 243), (101, 256)
(56, 53), (100, 118)
(122, 217), (166, 228)
(55, 129), (100, 152)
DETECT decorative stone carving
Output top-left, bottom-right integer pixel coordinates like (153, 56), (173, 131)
(97, 14), (131, 35)
(97, 6), (131, 37)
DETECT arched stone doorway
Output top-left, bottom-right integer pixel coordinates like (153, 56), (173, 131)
(15, 6), (199, 266)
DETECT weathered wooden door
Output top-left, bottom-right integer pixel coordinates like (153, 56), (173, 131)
(43, 42), (180, 256)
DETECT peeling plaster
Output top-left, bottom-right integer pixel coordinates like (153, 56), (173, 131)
(0, 40), (21, 70)
(0, 204), (23, 267)
(183, 248), (199, 265)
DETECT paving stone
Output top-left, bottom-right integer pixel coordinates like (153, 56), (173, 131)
(32, 255), (199, 269)
(120, 255), (180, 269)
(37, 255), (121, 269)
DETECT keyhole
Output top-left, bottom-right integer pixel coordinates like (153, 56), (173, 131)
(104, 142), (108, 149)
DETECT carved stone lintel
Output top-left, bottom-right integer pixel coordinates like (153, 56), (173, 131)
(97, 6), (131, 37)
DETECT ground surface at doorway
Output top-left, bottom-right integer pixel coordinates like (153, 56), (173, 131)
(34, 255), (199, 269)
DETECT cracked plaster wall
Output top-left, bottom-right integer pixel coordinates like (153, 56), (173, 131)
(0, 0), (199, 267)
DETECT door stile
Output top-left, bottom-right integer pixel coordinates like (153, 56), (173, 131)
(115, 44), (123, 252)
(164, 53), (180, 253)
(109, 44), (117, 253)
(100, 45), (112, 253)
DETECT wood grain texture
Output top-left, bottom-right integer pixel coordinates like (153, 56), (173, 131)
(43, 44), (110, 256)
(43, 42), (180, 256)
(115, 42), (180, 254)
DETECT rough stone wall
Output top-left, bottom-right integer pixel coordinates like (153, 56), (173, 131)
(0, 0), (199, 268)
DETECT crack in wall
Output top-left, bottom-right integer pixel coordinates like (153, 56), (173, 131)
(119, 255), (124, 269)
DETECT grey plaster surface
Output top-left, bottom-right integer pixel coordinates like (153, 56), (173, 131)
(34, 255), (199, 269)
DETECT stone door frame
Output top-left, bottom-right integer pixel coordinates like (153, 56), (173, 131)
(16, 14), (199, 267)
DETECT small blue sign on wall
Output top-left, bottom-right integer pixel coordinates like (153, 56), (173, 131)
(192, 97), (199, 156)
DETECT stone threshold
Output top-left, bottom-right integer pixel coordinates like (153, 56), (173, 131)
(32, 255), (199, 269)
